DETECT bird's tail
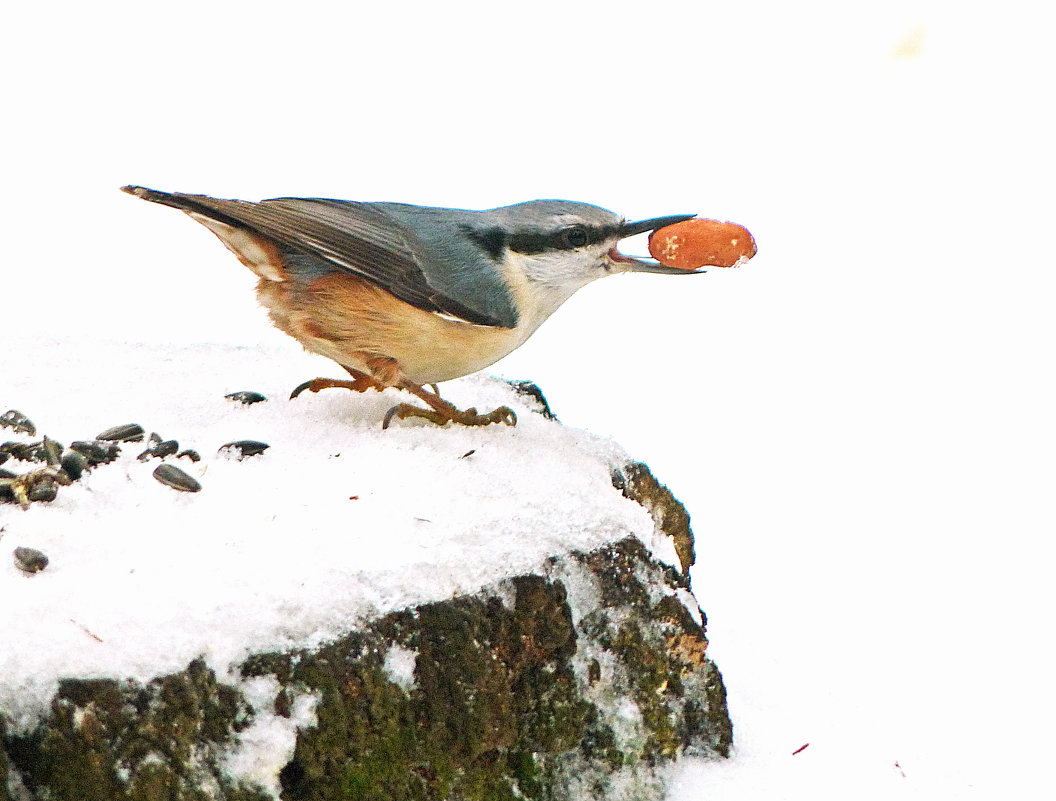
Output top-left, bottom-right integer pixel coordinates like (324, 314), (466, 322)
(121, 185), (287, 281)
(121, 185), (178, 206)
(120, 185), (240, 222)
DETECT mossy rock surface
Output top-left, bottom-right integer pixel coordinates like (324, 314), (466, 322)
(2, 466), (729, 800)
(5, 660), (268, 801)
(612, 462), (696, 575)
(1, 715), (9, 801)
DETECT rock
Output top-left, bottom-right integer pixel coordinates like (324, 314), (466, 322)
(0, 714), (9, 800)
(613, 462), (696, 575)
(4, 661), (264, 801)
(1, 520), (729, 799)
(505, 380), (557, 420)
(0, 345), (729, 798)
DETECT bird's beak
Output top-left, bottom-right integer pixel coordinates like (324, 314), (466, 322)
(609, 214), (704, 274)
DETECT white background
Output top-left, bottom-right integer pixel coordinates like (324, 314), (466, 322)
(3, 1), (1053, 797)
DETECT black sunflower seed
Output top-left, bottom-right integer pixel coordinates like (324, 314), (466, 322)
(96, 424), (145, 443)
(218, 440), (269, 460)
(14, 546), (49, 573)
(153, 463), (201, 493)
(0, 410), (36, 436)
(225, 391), (267, 405)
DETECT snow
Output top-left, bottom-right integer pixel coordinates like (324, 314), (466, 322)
(1, 338), (696, 795)
(0, 336), (673, 737)
(222, 676), (318, 798)
(3, 1), (1055, 799)
(382, 644), (420, 692)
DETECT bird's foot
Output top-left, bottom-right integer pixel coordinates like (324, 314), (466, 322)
(382, 402), (517, 429)
(290, 372), (384, 399)
(382, 381), (516, 429)
(289, 371), (515, 429)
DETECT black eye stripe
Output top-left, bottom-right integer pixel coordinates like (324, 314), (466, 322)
(507, 224), (620, 255)
(460, 225), (507, 260)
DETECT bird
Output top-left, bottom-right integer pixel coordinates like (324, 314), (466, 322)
(122, 186), (702, 428)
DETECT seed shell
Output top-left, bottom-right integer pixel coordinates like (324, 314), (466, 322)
(96, 424), (146, 443)
(0, 410), (36, 436)
(14, 546), (49, 574)
(218, 440), (270, 460)
(153, 463), (202, 493)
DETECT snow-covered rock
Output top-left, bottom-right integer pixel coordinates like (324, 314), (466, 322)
(1, 339), (729, 799)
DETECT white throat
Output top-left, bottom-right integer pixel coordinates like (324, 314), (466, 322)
(499, 251), (604, 339)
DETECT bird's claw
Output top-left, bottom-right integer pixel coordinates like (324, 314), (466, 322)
(290, 375), (384, 400)
(381, 403), (517, 430)
(289, 373), (515, 430)
(290, 379), (321, 399)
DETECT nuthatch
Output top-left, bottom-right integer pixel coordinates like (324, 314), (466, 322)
(122, 186), (701, 427)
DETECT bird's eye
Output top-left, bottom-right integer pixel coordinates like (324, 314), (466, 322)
(558, 226), (590, 249)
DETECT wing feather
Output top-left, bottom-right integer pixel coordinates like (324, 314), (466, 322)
(123, 187), (512, 327)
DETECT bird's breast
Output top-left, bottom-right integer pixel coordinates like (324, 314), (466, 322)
(256, 272), (533, 384)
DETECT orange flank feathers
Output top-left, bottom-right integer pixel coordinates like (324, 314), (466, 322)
(648, 218), (757, 270)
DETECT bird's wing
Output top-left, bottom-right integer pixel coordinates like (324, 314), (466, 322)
(123, 187), (515, 328)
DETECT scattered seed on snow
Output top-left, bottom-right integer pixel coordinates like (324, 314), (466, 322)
(60, 450), (88, 480)
(95, 424), (145, 443)
(14, 546), (49, 574)
(153, 463), (201, 493)
(225, 391), (267, 405)
(0, 410), (36, 436)
(137, 439), (179, 461)
(70, 440), (121, 465)
(218, 441), (269, 460)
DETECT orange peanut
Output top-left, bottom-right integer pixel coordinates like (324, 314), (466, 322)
(648, 218), (757, 269)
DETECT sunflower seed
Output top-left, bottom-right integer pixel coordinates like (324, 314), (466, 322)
(27, 478), (58, 503)
(137, 438), (179, 461)
(60, 450), (89, 481)
(0, 410), (36, 436)
(14, 546), (49, 574)
(43, 437), (63, 467)
(225, 391), (267, 405)
(70, 440), (121, 465)
(96, 423), (145, 443)
(218, 440), (269, 460)
(1, 441), (49, 462)
(153, 463), (201, 492)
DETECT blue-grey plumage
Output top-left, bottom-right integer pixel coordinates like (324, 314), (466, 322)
(121, 185), (700, 427)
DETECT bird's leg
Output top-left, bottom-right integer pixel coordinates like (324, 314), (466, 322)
(288, 359), (514, 428)
(382, 381), (517, 429)
(290, 367), (385, 399)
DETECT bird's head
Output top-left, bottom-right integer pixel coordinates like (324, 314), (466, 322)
(487, 200), (698, 283)
(471, 201), (698, 323)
